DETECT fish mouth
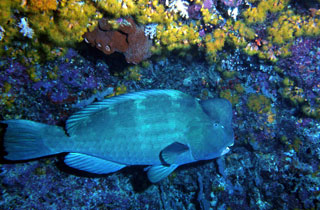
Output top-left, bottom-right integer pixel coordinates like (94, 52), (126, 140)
(221, 147), (230, 155)
(222, 142), (234, 155)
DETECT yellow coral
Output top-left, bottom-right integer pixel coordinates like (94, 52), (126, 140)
(234, 21), (256, 40)
(0, 0), (101, 63)
(56, 0), (100, 44)
(219, 89), (239, 106)
(302, 17), (320, 37)
(204, 29), (226, 62)
(244, 0), (290, 24)
(3, 82), (11, 93)
(277, 43), (292, 57)
(228, 34), (247, 48)
(268, 19), (295, 45)
(136, 1), (175, 25)
(281, 86), (305, 105)
(0, 92), (15, 108)
(96, 0), (137, 18)
(266, 111), (276, 124)
(0, 0), (22, 24)
(115, 84), (127, 96)
(244, 43), (259, 56)
(235, 84), (245, 93)
(0, 0), (22, 56)
(125, 66), (142, 81)
(222, 71), (237, 79)
(268, 10), (320, 46)
(156, 22), (200, 52)
(247, 94), (271, 114)
(290, 137), (302, 152)
(201, 8), (220, 25)
(302, 103), (320, 119)
(27, 0), (57, 12)
(282, 77), (294, 87)
(27, 67), (41, 82)
(243, 7), (266, 24)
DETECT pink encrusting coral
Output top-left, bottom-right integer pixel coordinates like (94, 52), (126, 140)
(83, 17), (152, 64)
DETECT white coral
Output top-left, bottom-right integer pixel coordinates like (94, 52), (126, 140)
(18, 17), (34, 39)
(167, 0), (189, 19)
(144, 23), (158, 39)
(0, 26), (5, 41)
(228, 7), (239, 21)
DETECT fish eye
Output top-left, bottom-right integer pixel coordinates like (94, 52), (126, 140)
(213, 122), (219, 127)
(212, 122), (224, 129)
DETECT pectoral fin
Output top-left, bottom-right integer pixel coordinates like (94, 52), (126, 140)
(160, 142), (189, 165)
(147, 164), (179, 183)
(64, 153), (126, 174)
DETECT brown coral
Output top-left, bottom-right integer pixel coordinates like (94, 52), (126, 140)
(83, 18), (152, 64)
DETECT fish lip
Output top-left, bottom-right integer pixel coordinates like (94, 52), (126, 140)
(221, 147), (230, 155)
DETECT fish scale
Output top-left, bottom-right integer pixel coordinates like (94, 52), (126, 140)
(77, 101), (203, 162)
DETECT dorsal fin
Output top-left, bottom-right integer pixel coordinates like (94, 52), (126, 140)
(66, 89), (185, 135)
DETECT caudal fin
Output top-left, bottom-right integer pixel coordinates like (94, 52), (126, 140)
(2, 120), (67, 160)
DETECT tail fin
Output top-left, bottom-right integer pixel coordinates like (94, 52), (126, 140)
(2, 120), (67, 160)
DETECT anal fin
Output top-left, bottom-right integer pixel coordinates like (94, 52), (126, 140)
(146, 164), (179, 183)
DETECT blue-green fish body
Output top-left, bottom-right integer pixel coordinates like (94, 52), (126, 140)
(2, 90), (234, 182)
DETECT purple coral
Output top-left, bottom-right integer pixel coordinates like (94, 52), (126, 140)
(287, 38), (320, 89)
(203, 0), (214, 9)
(32, 58), (105, 103)
(279, 37), (320, 104)
(188, 4), (202, 19)
(0, 61), (29, 87)
(221, 0), (242, 7)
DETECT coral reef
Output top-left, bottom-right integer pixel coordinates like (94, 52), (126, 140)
(2, 52), (320, 209)
(1, 0), (319, 65)
(1, 0), (320, 209)
(0, 0), (101, 64)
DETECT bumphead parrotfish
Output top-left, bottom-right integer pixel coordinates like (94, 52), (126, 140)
(2, 90), (234, 183)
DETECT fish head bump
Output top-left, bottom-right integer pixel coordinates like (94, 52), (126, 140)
(198, 98), (234, 160)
